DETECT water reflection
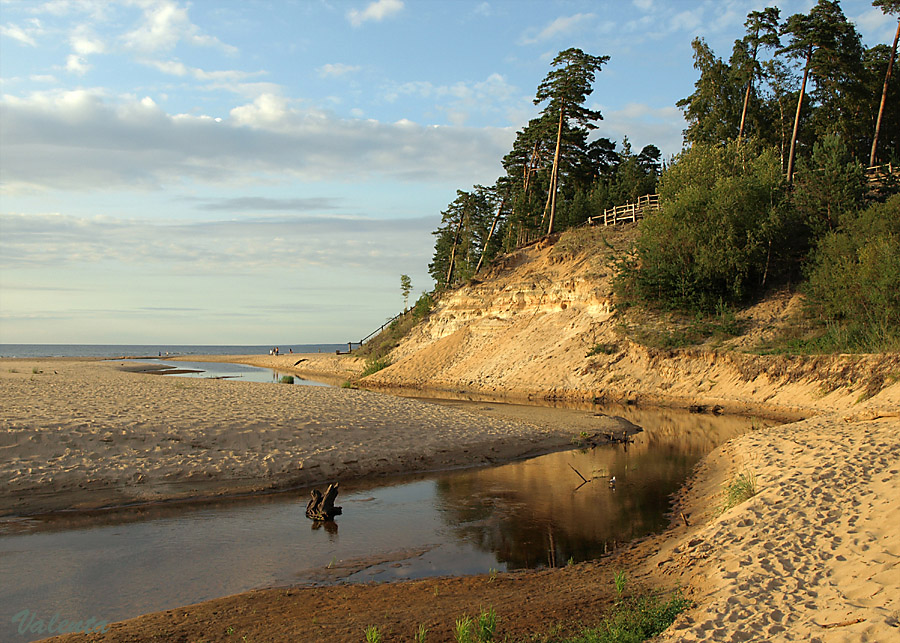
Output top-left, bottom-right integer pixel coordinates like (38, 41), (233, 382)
(432, 407), (743, 569)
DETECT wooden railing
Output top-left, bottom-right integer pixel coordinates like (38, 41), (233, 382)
(342, 309), (410, 354)
(865, 162), (898, 183)
(587, 194), (659, 227)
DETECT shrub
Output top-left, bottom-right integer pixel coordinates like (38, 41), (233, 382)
(802, 195), (900, 351)
(615, 140), (792, 312)
(587, 343), (619, 357)
(361, 356), (391, 377)
(279, 375), (294, 384)
(564, 590), (690, 643)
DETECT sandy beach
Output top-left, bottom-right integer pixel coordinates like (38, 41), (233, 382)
(2, 354), (898, 641)
(0, 357), (627, 517)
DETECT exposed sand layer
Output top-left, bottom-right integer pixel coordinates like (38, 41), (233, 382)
(0, 357), (630, 516)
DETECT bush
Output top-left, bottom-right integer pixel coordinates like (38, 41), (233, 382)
(802, 195), (900, 351)
(615, 140), (792, 313)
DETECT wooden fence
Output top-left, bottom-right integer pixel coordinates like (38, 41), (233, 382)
(587, 194), (660, 227)
(342, 309), (410, 354)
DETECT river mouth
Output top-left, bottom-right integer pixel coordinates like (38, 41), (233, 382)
(118, 358), (331, 386)
(0, 402), (769, 642)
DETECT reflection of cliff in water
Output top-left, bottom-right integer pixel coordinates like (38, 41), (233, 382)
(435, 408), (765, 569)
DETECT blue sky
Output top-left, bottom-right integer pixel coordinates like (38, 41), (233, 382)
(0, 0), (895, 345)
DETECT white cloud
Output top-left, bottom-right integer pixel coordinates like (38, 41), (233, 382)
(70, 24), (105, 54)
(347, 0), (404, 27)
(0, 19), (43, 46)
(521, 13), (595, 44)
(382, 73), (524, 125)
(139, 58), (265, 83)
(0, 211), (434, 274)
(318, 63), (362, 78)
(121, 0), (237, 54)
(0, 89), (513, 192)
(65, 54), (90, 74)
(854, 6), (897, 40)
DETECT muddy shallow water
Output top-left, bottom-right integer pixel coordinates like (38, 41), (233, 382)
(0, 402), (766, 642)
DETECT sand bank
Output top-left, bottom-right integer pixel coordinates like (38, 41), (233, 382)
(647, 411), (900, 643)
(0, 357), (629, 516)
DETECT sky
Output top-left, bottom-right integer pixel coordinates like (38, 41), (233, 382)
(0, 0), (895, 345)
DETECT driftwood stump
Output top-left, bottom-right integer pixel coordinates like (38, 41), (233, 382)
(306, 482), (342, 521)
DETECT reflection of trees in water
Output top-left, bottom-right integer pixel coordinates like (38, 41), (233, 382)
(434, 412), (760, 569)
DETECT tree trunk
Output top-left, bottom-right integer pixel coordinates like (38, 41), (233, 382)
(445, 212), (465, 286)
(870, 18), (900, 167)
(738, 42), (760, 145)
(738, 73), (753, 144)
(786, 47), (812, 183)
(547, 106), (564, 235)
(475, 195), (506, 274)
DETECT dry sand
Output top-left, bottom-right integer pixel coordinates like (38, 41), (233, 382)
(0, 357), (627, 516)
(648, 412), (900, 643)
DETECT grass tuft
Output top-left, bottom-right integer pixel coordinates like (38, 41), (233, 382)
(361, 356), (391, 377)
(722, 471), (758, 511)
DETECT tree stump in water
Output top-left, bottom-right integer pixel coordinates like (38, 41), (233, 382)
(306, 482), (342, 521)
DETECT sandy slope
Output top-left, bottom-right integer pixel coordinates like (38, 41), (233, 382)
(651, 413), (900, 642)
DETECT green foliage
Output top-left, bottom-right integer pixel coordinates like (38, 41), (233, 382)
(361, 356), (391, 377)
(616, 140), (791, 312)
(455, 616), (474, 643)
(454, 608), (497, 643)
(278, 375), (294, 384)
(792, 135), (866, 237)
(430, 186), (502, 288)
(415, 624), (428, 643)
(413, 292), (434, 320)
(356, 292), (433, 363)
(401, 274), (413, 309)
(587, 343), (619, 357)
(614, 571), (627, 596)
(802, 194), (900, 351)
(364, 625), (383, 643)
(722, 472), (759, 511)
(542, 590), (690, 643)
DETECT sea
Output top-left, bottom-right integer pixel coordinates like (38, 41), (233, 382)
(0, 344), (346, 359)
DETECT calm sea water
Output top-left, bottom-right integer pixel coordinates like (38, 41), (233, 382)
(0, 344), (344, 359)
